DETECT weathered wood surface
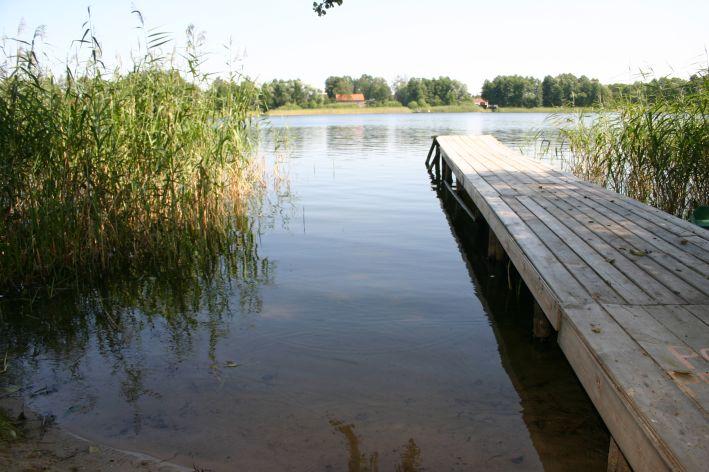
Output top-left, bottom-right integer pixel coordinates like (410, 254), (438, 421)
(434, 135), (709, 471)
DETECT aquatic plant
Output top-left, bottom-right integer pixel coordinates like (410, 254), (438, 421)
(559, 70), (708, 219)
(0, 14), (263, 293)
(0, 411), (18, 442)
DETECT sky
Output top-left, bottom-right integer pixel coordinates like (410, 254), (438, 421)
(1, 0), (707, 94)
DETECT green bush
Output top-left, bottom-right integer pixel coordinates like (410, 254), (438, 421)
(370, 100), (404, 108)
(275, 102), (303, 110)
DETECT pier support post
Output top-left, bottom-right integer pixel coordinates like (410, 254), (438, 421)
(487, 230), (506, 262)
(433, 148), (441, 181)
(532, 301), (553, 340)
(444, 162), (453, 184)
(607, 437), (632, 472)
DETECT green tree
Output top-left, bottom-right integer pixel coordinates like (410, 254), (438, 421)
(354, 74), (392, 102)
(394, 77), (470, 106)
(260, 79), (324, 109)
(542, 76), (562, 107)
(324, 76), (354, 99)
(481, 75), (541, 107)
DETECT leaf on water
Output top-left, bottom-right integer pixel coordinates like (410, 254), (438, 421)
(224, 361), (240, 368)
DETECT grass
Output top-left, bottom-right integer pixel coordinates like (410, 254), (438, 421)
(268, 104), (596, 116)
(0, 18), (262, 294)
(559, 71), (708, 219)
(267, 106), (412, 116)
(496, 106), (596, 113)
(0, 410), (17, 442)
(410, 103), (484, 113)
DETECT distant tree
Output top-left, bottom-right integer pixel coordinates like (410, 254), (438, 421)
(353, 74), (392, 102)
(324, 76), (354, 99)
(313, 0), (343, 16)
(481, 75), (541, 107)
(608, 82), (646, 102)
(542, 75), (562, 107)
(395, 78), (426, 106)
(539, 74), (610, 107)
(555, 73), (578, 106)
(261, 79), (324, 109)
(394, 77), (470, 106)
(645, 77), (693, 101)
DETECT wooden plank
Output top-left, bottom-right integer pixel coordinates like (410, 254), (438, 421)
(520, 195), (676, 305)
(567, 186), (709, 268)
(489, 145), (709, 265)
(685, 305), (709, 325)
(455, 136), (695, 304)
(453, 138), (643, 306)
(603, 304), (709, 410)
(502, 196), (625, 304)
(454, 139), (643, 304)
(530, 193), (699, 304)
(642, 305), (709, 356)
(467, 138), (709, 288)
(438, 136), (593, 329)
(684, 235), (709, 253)
(561, 303), (708, 471)
(433, 135), (709, 472)
(540, 190), (709, 302)
(608, 437), (633, 472)
(577, 178), (709, 241)
(474, 135), (709, 261)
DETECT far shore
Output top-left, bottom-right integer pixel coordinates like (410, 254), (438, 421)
(266, 105), (593, 117)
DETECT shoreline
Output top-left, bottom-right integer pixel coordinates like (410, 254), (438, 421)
(266, 106), (592, 117)
(0, 396), (188, 471)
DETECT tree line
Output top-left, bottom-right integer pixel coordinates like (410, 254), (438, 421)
(481, 74), (608, 108)
(253, 74), (473, 110)
(212, 73), (702, 111)
(393, 77), (470, 107)
(481, 73), (703, 108)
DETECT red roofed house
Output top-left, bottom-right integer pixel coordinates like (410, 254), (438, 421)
(335, 93), (366, 107)
(473, 97), (489, 108)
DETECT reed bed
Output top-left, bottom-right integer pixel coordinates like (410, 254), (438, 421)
(559, 71), (708, 219)
(0, 21), (262, 293)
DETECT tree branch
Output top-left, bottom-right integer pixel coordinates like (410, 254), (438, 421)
(313, 0), (343, 17)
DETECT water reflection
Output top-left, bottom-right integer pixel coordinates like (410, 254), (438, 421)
(1, 113), (606, 470)
(1, 210), (273, 433)
(329, 419), (422, 472)
(438, 182), (609, 471)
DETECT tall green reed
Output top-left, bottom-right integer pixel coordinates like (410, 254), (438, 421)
(0, 13), (263, 293)
(559, 70), (708, 219)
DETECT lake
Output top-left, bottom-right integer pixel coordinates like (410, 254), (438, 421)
(0, 112), (608, 470)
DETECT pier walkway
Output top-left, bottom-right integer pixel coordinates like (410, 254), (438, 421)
(427, 135), (708, 471)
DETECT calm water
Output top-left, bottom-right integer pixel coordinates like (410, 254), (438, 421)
(1, 113), (607, 470)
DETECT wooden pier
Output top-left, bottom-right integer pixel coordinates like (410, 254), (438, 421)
(427, 135), (708, 471)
